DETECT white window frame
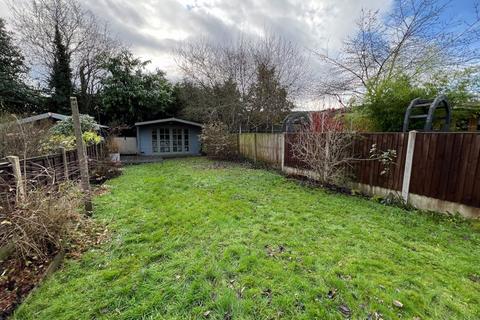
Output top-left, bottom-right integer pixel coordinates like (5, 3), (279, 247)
(152, 127), (190, 154)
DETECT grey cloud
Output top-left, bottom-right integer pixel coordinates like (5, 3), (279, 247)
(81, 0), (392, 79)
(87, 0), (148, 26)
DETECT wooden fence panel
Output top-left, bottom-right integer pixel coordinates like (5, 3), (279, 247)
(239, 133), (283, 167)
(409, 132), (480, 207)
(243, 132), (480, 209)
(284, 133), (308, 169)
(352, 133), (407, 191)
(20, 154), (64, 186)
(239, 134), (256, 161)
(255, 133), (283, 167)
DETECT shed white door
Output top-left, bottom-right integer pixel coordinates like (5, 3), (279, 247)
(152, 128), (189, 154)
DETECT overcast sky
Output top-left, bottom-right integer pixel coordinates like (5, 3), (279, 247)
(0, 0), (477, 108)
(82, 0), (395, 78)
(0, 0), (394, 78)
(1, 0), (477, 77)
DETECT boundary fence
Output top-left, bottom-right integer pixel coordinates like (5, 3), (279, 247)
(238, 132), (480, 218)
(0, 143), (105, 206)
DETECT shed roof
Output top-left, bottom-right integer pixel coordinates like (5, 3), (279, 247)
(135, 117), (202, 127)
(15, 112), (108, 128)
(17, 112), (68, 124)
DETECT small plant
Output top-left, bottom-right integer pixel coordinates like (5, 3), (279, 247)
(373, 192), (415, 211)
(90, 160), (122, 184)
(369, 143), (397, 176)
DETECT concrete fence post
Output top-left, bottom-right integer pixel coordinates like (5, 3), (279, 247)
(6, 155), (25, 201)
(401, 130), (417, 203)
(60, 147), (69, 180)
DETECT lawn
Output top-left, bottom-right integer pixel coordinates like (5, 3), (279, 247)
(14, 158), (480, 319)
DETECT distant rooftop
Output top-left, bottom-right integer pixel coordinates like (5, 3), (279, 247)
(16, 112), (108, 128)
(17, 112), (68, 124)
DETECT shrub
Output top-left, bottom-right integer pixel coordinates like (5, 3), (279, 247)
(361, 75), (428, 132)
(291, 120), (397, 187)
(40, 131), (102, 153)
(200, 121), (238, 160)
(50, 114), (100, 135)
(0, 182), (86, 258)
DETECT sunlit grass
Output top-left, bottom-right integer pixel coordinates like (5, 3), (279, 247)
(15, 158), (480, 319)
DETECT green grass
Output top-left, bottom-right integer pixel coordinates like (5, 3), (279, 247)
(14, 158), (480, 319)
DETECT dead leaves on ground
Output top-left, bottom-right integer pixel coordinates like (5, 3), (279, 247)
(468, 274), (480, 283)
(338, 304), (352, 317)
(264, 244), (287, 258)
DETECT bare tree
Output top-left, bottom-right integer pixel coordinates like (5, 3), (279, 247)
(290, 114), (396, 186)
(8, 0), (119, 112)
(315, 0), (480, 104)
(290, 115), (358, 185)
(177, 34), (308, 98)
(175, 34), (310, 131)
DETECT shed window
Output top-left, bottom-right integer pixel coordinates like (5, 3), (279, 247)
(152, 129), (158, 153)
(151, 128), (190, 153)
(172, 128), (183, 152)
(184, 130), (189, 151)
(159, 128), (170, 152)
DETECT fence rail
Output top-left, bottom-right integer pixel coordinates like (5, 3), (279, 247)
(0, 143), (105, 206)
(238, 132), (480, 218)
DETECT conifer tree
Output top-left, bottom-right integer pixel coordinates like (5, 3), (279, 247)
(49, 24), (73, 113)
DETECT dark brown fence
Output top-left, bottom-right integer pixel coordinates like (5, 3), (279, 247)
(410, 133), (480, 207)
(353, 133), (408, 192)
(284, 132), (409, 191)
(284, 133), (306, 169)
(253, 132), (480, 209)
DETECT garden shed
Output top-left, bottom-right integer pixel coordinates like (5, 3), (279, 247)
(135, 118), (202, 156)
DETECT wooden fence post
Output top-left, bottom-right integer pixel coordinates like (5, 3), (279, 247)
(71, 97), (93, 215)
(401, 130), (417, 203)
(6, 155), (25, 201)
(60, 147), (69, 180)
(280, 133), (285, 171)
(95, 144), (99, 160)
(254, 133), (257, 163)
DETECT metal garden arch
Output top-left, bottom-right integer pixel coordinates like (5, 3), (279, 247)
(402, 95), (452, 132)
